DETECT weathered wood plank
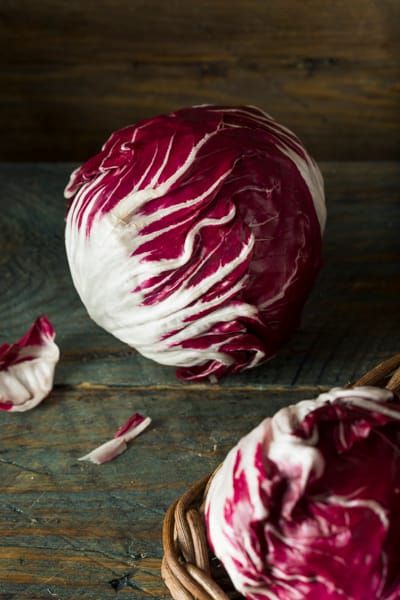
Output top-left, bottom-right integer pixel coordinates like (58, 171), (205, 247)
(0, 162), (399, 389)
(0, 386), (313, 599)
(0, 0), (399, 160)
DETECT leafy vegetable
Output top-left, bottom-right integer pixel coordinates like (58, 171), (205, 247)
(0, 316), (59, 412)
(78, 412), (151, 464)
(205, 387), (400, 599)
(65, 105), (325, 380)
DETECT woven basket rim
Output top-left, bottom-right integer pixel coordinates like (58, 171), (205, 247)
(162, 353), (400, 599)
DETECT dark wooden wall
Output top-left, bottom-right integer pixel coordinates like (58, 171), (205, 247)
(1, 0), (399, 161)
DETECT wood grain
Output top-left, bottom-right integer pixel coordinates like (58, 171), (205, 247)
(0, 0), (399, 160)
(0, 386), (310, 599)
(0, 160), (399, 598)
(0, 162), (399, 389)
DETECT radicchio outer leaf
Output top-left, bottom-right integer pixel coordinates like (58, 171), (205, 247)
(205, 387), (400, 600)
(65, 105), (326, 381)
(78, 412), (151, 464)
(0, 316), (59, 412)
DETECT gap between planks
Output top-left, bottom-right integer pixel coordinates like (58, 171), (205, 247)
(56, 382), (330, 393)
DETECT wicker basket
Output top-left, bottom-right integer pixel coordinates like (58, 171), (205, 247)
(162, 353), (400, 600)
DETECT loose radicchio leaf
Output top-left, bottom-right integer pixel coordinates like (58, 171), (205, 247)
(78, 412), (151, 464)
(0, 316), (59, 412)
(205, 386), (400, 600)
(65, 105), (326, 381)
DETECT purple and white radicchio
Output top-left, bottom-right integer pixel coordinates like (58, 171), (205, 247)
(205, 387), (400, 600)
(0, 316), (59, 412)
(78, 412), (151, 465)
(65, 105), (325, 381)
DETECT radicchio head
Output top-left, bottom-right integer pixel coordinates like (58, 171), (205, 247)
(65, 105), (325, 381)
(205, 387), (400, 600)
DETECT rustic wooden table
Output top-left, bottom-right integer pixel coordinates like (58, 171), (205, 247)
(0, 162), (399, 599)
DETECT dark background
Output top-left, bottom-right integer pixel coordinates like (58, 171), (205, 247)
(1, 0), (399, 162)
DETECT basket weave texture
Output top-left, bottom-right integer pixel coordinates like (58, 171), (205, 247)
(162, 354), (400, 600)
